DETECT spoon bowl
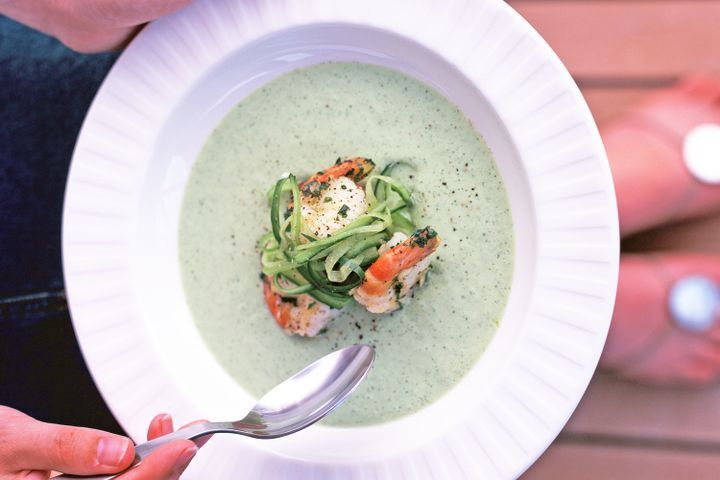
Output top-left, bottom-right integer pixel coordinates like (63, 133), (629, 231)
(245, 343), (376, 438)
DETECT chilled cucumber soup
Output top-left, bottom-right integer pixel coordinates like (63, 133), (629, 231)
(179, 62), (513, 426)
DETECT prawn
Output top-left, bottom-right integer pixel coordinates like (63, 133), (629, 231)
(353, 227), (440, 313)
(299, 156), (375, 196)
(262, 275), (338, 336)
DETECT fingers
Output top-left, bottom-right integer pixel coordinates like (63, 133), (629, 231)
(54, 25), (142, 53)
(88, 0), (193, 27)
(118, 440), (197, 480)
(147, 415), (212, 448)
(178, 420), (212, 449)
(147, 414), (175, 441)
(58, 0), (193, 51)
(112, 414), (200, 479)
(0, 0), (192, 53)
(622, 212), (720, 253)
(0, 406), (135, 475)
(600, 253), (720, 385)
(603, 76), (720, 237)
(58, 0), (193, 52)
(0, 409), (201, 479)
(21, 471), (51, 480)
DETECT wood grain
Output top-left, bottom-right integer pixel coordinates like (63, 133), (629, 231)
(624, 212), (720, 253)
(509, 1), (720, 79)
(581, 86), (657, 125)
(521, 442), (720, 479)
(563, 373), (720, 443)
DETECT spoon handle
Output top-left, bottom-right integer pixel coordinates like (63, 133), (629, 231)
(134, 421), (217, 459)
(53, 421), (224, 480)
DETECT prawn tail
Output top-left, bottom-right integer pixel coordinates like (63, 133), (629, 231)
(368, 227), (440, 282)
(300, 157), (376, 195)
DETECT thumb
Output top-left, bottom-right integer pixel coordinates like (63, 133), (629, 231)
(0, 406), (135, 475)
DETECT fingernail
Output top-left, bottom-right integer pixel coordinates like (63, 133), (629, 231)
(97, 437), (131, 467)
(160, 413), (173, 435)
(174, 445), (198, 473)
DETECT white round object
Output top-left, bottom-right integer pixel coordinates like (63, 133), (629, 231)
(62, 0), (620, 478)
(669, 276), (719, 332)
(683, 123), (720, 184)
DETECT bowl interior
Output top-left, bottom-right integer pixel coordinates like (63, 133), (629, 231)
(131, 23), (535, 461)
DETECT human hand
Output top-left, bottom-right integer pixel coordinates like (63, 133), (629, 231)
(0, 405), (201, 479)
(599, 76), (720, 385)
(0, 0), (191, 52)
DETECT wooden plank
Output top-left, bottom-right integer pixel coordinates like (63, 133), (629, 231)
(580, 86), (656, 125)
(522, 442), (720, 479)
(562, 373), (720, 443)
(624, 212), (720, 253)
(509, 1), (720, 79)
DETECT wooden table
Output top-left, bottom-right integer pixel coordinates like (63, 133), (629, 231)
(506, 1), (720, 478)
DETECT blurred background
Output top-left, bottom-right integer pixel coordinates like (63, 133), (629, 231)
(510, 1), (720, 478)
(1, 0), (719, 478)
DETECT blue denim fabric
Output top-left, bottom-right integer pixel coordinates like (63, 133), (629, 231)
(0, 15), (124, 434)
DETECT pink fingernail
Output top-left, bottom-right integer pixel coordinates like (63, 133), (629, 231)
(97, 437), (131, 467)
(160, 413), (173, 435)
(174, 445), (198, 473)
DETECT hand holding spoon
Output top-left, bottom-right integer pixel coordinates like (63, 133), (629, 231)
(55, 344), (375, 480)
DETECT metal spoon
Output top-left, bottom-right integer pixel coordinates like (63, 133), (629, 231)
(56, 344), (375, 480)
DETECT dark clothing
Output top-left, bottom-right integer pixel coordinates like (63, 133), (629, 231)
(0, 15), (123, 434)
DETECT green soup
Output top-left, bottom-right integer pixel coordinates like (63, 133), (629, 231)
(179, 62), (513, 426)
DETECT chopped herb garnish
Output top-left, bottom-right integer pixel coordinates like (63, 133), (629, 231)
(408, 227), (438, 248)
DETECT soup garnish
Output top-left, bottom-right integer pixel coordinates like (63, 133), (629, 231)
(259, 157), (441, 336)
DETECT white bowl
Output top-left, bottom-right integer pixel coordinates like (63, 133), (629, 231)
(62, 0), (619, 478)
